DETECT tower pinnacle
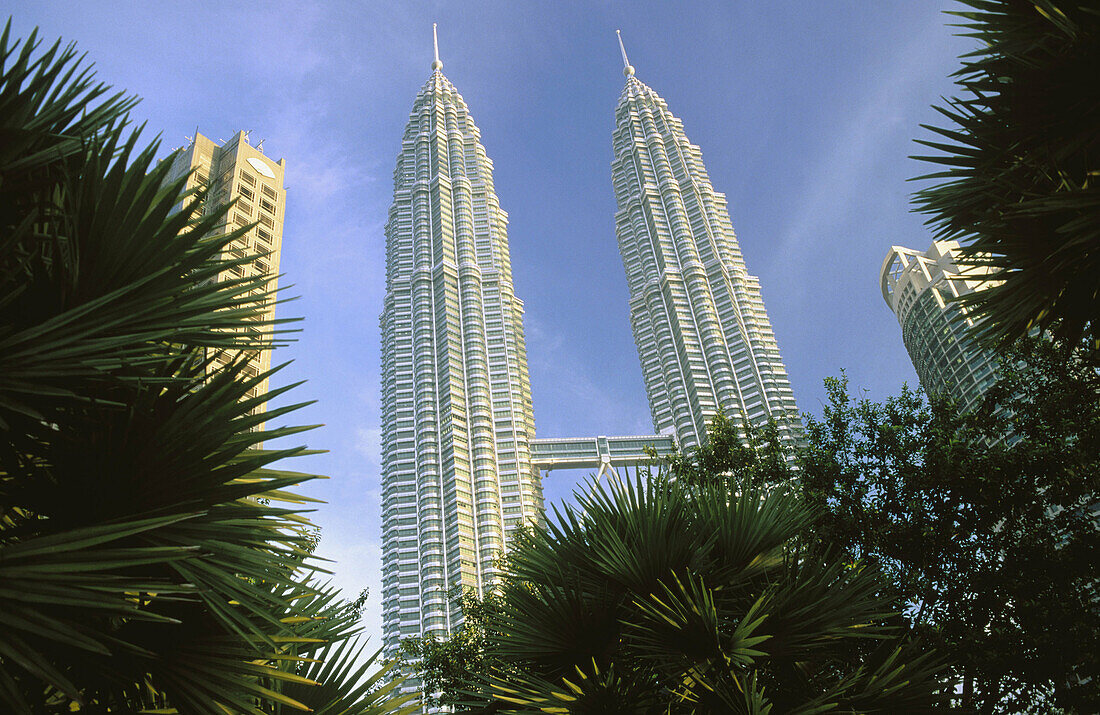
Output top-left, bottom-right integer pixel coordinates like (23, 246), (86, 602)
(616, 29), (635, 77)
(431, 23), (443, 71)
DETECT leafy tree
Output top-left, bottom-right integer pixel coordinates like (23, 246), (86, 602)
(400, 590), (506, 712)
(799, 336), (1100, 713)
(911, 0), (1100, 347)
(0, 23), (413, 714)
(660, 411), (794, 489)
(470, 476), (943, 713)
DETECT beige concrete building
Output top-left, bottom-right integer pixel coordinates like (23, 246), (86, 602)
(163, 130), (287, 409)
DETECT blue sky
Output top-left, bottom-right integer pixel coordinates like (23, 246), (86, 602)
(11, 1), (972, 655)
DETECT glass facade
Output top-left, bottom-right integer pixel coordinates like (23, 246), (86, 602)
(880, 240), (1000, 413)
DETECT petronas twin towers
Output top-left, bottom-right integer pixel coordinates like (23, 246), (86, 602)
(380, 28), (801, 666)
(612, 42), (801, 453)
(380, 37), (542, 656)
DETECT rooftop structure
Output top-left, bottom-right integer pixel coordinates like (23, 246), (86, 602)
(880, 239), (1000, 412)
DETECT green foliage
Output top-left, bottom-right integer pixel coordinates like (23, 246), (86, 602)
(400, 590), (506, 711)
(419, 333), (1097, 713)
(911, 0), (1100, 347)
(0, 22), (413, 714)
(277, 635), (413, 715)
(661, 411), (794, 489)
(799, 337), (1100, 713)
(473, 475), (943, 713)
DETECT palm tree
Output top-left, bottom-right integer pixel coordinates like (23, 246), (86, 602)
(478, 475), (943, 713)
(911, 0), (1100, 348)
(0, 22), (412, 714)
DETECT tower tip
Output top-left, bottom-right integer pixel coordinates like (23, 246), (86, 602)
(616, 30), (635, 77)
(431, 23), (443, 71)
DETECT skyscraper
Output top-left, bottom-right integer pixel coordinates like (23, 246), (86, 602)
(610, 34), (802, 452)
(162, 130), (286, 410)
(880, 240), (999, 412)
(379, 27), (542, 670)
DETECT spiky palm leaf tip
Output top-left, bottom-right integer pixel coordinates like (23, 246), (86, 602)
(0, 21), (409, 714)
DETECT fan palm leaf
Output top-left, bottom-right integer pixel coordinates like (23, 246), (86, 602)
(480, 473), (944, 712)
(273, 638), (418, 715)
(911, 0), (1100, 347)
(0, 22), (408, 713)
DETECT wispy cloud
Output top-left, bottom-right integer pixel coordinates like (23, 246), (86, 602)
(526, 316), (653, 438)
(770, 16), (962, 294)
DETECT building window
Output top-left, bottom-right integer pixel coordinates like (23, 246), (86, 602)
(258, 214), (274, 229)
(257, 227), (273, 243)
(238, 185), (254, 200)
(259, 198), (276, 215)
(261, 184), (277, 200)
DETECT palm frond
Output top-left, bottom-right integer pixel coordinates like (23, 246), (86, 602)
(911, 1), (1100, 347)
(0, 23), (408, 714)
(478, 465), (945, 711)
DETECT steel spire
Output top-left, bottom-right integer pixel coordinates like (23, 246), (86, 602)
(431, 23), (443, 71)
(616, 29), (635, 77)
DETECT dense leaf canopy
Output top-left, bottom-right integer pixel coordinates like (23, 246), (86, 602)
(800, 337), (1100, 713)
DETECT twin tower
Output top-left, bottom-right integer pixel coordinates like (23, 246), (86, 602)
(379, 29), (802, 660)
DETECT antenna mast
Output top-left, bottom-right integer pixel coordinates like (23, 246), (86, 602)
(616, 30), (635, 77)
(431, 23), (443, 71)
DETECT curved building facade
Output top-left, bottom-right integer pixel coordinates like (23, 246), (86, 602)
(610, 49), (802, 452)
(880, 240), (999, 412)
(379, 53), (542, 664)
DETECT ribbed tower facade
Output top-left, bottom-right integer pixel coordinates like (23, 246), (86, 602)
(380, 40), (542, 667)
(611, 41), (802, 452)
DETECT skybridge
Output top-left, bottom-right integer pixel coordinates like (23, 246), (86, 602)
(530, 434), (677, 480)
